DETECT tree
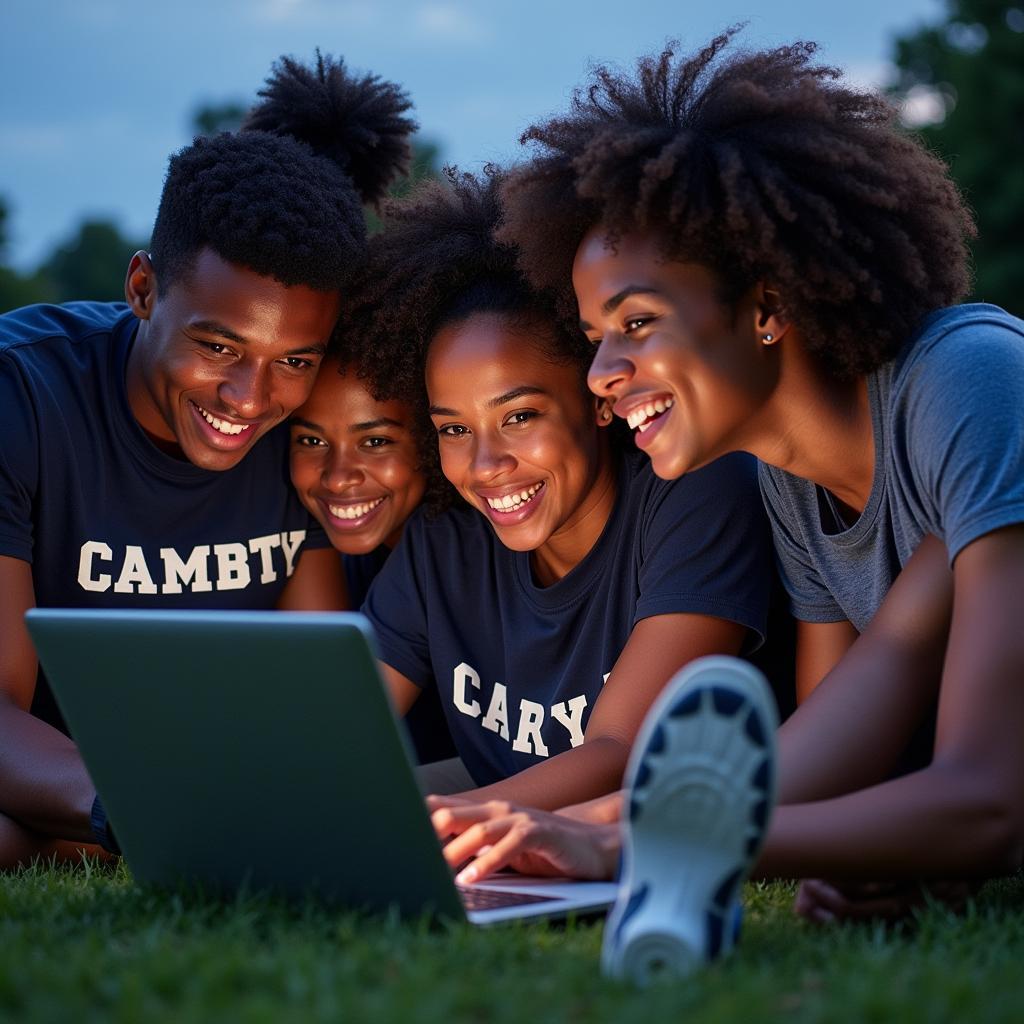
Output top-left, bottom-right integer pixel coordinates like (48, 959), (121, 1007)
(191, 101), (248, 137)
(0, 196), (53, 313)
(892, 1), (1024, 314)
(365, 137), (443, 234)
(38, 220), (146, 304)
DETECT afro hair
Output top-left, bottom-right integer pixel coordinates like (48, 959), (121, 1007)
(498, 28), (976, 377)
(334, 166), (597, 514)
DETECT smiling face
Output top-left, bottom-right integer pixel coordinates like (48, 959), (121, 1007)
(426, 312), (613, 568)
(125, 248), (340, 472)
(289, 357), (426, 554)
(575, 228), (779, 480)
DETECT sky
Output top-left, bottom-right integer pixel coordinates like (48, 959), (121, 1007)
(0, 0), (942, 270)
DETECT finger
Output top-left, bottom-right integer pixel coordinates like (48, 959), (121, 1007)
(425, 794), (473, 811)
(456, 827), (534, 884)
(793, 880), (837, 924)
(793, 880), (822, 919)
(430, 804), (497, 839)
(442, 817), (517, 868)
(809, 882), (924, 923)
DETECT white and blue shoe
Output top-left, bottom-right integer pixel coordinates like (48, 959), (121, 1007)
(601, 656), (779, 986)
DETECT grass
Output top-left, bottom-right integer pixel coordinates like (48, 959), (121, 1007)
(2, 863), (1022, 1024)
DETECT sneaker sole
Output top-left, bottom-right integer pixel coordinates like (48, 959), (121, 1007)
(601, 656), (779, 986)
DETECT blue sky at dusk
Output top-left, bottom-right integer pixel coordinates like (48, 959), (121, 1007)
(0, 0), (940, 269)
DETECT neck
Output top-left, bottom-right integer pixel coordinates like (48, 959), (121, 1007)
(749, 339), (875, 515)
(530, 444), (618, 587)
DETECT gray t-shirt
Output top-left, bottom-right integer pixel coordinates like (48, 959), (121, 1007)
(759, 304), (1024, 632)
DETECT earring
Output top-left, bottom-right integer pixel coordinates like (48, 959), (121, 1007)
(599, 405), (613, 424)
(761, 333), (774, 344)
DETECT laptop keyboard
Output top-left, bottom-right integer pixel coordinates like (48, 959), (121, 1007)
(457, 885), (559, 911)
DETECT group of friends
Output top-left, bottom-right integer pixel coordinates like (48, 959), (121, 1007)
(2, 31), (1023, 981)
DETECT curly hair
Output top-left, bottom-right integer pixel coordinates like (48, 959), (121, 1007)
(335, 167), (597, 513)
(150, 52), (415, 294)
(497, 28), (976, 377)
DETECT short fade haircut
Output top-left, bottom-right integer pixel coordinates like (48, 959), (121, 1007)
(150, 52), (415, 294)
(498, 28), (976, 377)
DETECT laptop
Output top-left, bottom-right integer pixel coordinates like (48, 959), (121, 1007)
(25, 608), (617, 925)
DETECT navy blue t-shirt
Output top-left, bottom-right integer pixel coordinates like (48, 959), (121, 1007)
(343, 546), (392, 607)
(343, 545), (455, 765)
(363, 450), (772, 786)
(0, 302), (327, 727)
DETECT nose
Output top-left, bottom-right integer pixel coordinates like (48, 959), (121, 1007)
(322, 448), (364, 492)
(587, 337), (634, 399)
(219, 362), (271, 420)
(470, 432), (516, 483)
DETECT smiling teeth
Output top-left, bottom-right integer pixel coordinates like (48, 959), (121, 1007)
(485, 483), (543, 513)
(328, 497), (386, 520)
(626, 398), (674, 433)
(196, 404), (250, 436)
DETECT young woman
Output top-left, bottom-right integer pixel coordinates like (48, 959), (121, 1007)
(341, 169), (777, 809)
(289, 352), (455, 763)
(430, 33), (1024, 923)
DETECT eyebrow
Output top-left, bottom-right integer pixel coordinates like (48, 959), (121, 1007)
(189, 320), (328, 356)
(289, 416), (407, 433)
(429, 385), (549, 418)
(351, 417), (405, 432)
(578, 285), (662, 331)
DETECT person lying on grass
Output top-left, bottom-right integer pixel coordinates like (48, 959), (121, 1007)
(339, 167), (776, 807)
(0, 53), (415, 869)
(288, 349), (454, 765)
(429, 31), (1024, 918)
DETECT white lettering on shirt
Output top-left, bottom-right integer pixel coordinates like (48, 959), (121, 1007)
(160, 545), (212, 594)
(77, 541), (113, 592)
(453, 661), (482, 718)
(76, 532), (306, 596)
(550, 694), (588, 747)
(449, 661), (601, 761)
(481, 682), (509, 739)
(113, 544), (158, 594)
(512, 699), (550, 756)
(214, 543), (251, 591)
(248, 534), (282, 584)
(280, 530), (306, 577)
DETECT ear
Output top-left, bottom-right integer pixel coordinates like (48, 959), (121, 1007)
(754, 282), (790, 347)
(594, 397), (614, 427)
(125, 251), (158, 321)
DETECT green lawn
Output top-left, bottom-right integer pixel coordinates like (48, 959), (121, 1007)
(2, 862), (1021, 1023)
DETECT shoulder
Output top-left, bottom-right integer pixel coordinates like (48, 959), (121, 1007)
(374, 501), (499, 602)
(396, 500), (494, 558)
(758, 458), (801, 508)
(1, 302), (131, 359)
(624, 448), (758, 515)
(894, 304), (1024, 391)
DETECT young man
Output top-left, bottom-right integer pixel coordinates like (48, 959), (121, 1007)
(0, 54), (415, 867)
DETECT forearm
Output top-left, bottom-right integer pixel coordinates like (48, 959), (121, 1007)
(458, 735), (630, 811)
(0, 810), (109, 870)
(777, 538), (951, 805)
(759, 761), (1023, 881)
(557, 790), (625, 824)
(0, 700), (96, 842)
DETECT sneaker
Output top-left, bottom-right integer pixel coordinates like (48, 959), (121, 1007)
(601, 655), (779, 985)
